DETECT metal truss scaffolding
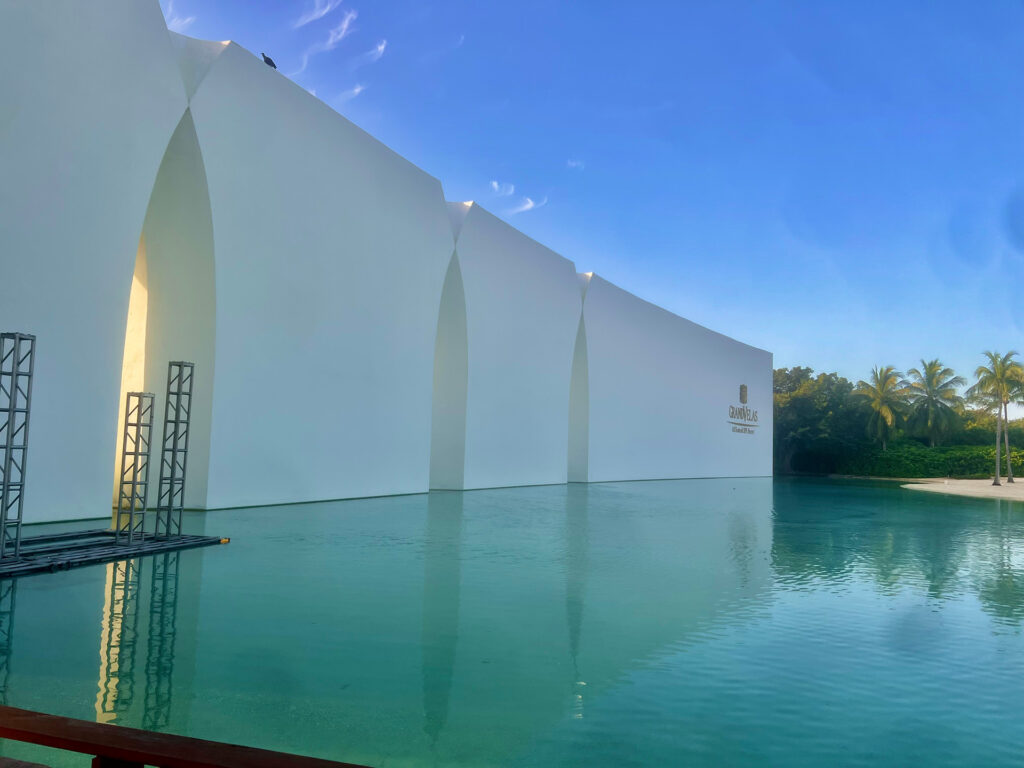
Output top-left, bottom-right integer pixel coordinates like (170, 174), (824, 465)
(143, 551), (179, 730)
(117, 393), (154, 545)
(155, 363), (193, 539)
(0, 333), (35, 561)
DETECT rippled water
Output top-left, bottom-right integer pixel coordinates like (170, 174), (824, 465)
(3, 478), (1024, 766)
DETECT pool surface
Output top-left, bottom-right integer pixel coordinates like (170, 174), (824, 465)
(2, 478), (1024, 766)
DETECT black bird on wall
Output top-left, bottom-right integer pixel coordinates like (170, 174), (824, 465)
(261, 52), (277, 69)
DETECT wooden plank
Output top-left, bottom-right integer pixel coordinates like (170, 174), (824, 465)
(0, 706), (370, 768)
(0, 758), (52, 768)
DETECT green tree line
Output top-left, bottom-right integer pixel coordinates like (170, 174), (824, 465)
(774, 351), (1024, 481)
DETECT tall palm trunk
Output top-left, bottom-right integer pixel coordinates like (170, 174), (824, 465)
(994, 408), (1003, 486)
(1005, 401), (1015, 483)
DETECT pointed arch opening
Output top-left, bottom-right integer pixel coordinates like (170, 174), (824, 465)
(567, 314), (589, 482)
(113, 109), (216, 511)
(429, 252), (468, 490)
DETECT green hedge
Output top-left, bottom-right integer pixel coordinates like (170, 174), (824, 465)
(837, 440), (1024, 479)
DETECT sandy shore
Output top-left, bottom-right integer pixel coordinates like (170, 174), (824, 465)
(901, 478), (1024, 501)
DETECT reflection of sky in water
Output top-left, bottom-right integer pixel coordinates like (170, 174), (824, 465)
(2, 478), (1024, 766)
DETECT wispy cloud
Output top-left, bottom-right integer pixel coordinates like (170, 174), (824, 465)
(338, 83), (366, 102)
(490, 180), (515, 196)
(509, 196), (548, 215)
(368, 39), (387, 62)
(350, 39), (387, 70)
(164, 0), (195, 33)
(291, 9), (358, 75)
(567, 159), (585, 170)
(326, 9), (357, 47)
(293, 0), (343, 28)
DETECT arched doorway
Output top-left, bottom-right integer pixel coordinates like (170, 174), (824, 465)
(429, 252), (468, 490)
(567, 313), (589, 482)
(113, 109), (216, 512)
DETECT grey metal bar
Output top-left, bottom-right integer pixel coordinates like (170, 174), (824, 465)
(0, 333), (36, 561)
(116, 393), (154, 545)
(0, 534), (226, 579)
(155, 363), (193, 539)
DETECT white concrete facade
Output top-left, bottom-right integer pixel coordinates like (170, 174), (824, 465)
(569, 275), (773, 482)
(0, 2), (772, 522)
(431, 204), (581, 490)
(0, 1), (190, 523)
(184, 41), (454, 509)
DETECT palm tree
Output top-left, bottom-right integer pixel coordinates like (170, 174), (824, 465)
(854, 366), (906, 451)
(903, 359), (966, 447)
(1005, 376), (1024, 482)
(967, 351), (1024, 485)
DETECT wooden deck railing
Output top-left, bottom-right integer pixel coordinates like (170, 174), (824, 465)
(0, 705), (371, 768)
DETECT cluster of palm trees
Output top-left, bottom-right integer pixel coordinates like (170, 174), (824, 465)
(854, 352), (1023, 486)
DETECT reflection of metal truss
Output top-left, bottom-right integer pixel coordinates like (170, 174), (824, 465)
(0, 579), (15, 706)
(155, 362), (193, 539)
(98, 559), (141, 718)
(0, 333), (35, 561)
(116, 393), (154, 545)
(143, 551), (179, 731)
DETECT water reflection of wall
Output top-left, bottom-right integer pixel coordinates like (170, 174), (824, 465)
(96, 559), (142, 722)
(565, 484), (588, 720)
(422, 491), (463, 745)
(0, 546), (203, 763)
(444, 478), (774, 759)
(93, 541), (204, 732)
(175, 481), (773, 766)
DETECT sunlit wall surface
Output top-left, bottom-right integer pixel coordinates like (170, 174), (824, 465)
(572, 274), (773, 482)
(433, 203), (581, 489)
(0, 1), (189, 523)
(182, 40), (454, 508)
(0, 0), (771, 520)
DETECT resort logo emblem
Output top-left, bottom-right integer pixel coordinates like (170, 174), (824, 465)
(729, 384), (758, 435)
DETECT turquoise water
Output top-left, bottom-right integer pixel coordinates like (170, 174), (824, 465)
(3, 478), (1024, 766)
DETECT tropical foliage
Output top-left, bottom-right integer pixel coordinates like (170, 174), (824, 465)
(966, 351), (1024, 485)
(904, 359), (965, 447)
(853, 366), (905, 451)
(775, 352), (1024, 479)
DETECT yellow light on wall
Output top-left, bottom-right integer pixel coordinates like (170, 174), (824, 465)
(112, 237), (148, 507)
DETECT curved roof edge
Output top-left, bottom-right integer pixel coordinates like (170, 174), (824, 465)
(168, 31), (230, 100)
(584, 272), (770, 356)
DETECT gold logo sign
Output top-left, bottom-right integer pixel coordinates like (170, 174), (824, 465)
(729, 384), (758, 435)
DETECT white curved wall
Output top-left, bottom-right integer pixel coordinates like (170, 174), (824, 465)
(1, 5), (773, 521)
(136, 110), (217, 509)
(186, 43), (454, 507)
(433, 204), (581, 489)
(573, 275), (773, 482)
(0, 1), (188, 523)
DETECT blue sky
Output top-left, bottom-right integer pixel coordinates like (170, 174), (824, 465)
(160, 0), (1024, 386)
